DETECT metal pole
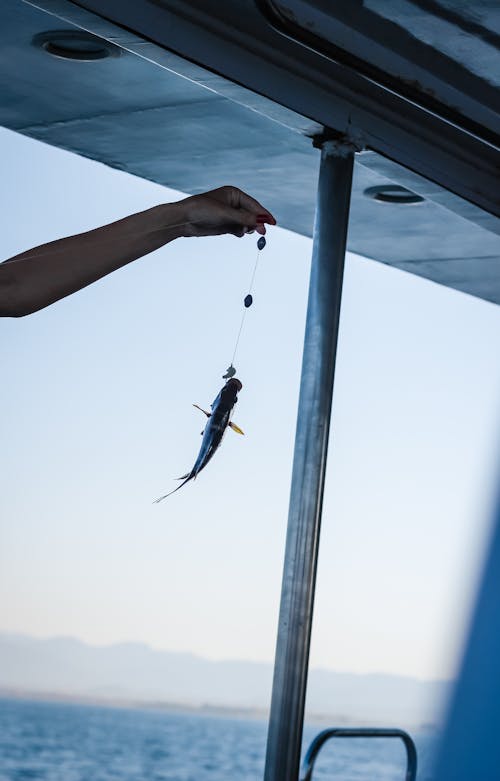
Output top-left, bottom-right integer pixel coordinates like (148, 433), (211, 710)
(263, 139), (355, 781)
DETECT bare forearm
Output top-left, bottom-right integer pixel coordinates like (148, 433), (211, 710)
(0, 186), (276, 317)
(0, 202), (184, 317)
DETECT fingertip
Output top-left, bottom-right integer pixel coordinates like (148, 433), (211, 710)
(256, 213), (276, 225)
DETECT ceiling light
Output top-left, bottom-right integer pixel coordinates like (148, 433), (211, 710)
(363, 185), (424, 205)
(32, 30), (121, 61)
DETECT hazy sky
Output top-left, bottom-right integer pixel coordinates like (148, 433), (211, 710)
(1, 127), (500, 683)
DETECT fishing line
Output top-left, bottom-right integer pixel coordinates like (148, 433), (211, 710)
(224, 235), (265, 379)
(4, 213), (269, 379)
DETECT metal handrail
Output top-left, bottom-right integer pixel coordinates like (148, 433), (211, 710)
(301, 727), (418, 781)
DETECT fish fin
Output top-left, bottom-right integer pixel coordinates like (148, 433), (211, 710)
(229, 421), (245, 435)
(153, 474), (193, 503)
(193, 404), (210, 417)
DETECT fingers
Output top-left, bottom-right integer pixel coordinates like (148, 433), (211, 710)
(229, 205), (264, 230)
(235, 190), (276, 226)
(177, 186), (276, 238)
(212, 186), (276, 227)
(201, 206), (262, 238)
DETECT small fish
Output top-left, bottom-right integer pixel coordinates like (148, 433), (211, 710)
(154, 378), (244, 502)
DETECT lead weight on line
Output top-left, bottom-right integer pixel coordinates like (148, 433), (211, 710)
(257, 236), (266, 251)
(244, 294), (253, 308)
(223, 364), (236, 379)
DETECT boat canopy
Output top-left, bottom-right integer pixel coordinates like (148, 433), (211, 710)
(1, 0), (499, 303)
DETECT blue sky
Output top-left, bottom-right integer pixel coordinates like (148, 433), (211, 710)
(1, 127), (500, 683)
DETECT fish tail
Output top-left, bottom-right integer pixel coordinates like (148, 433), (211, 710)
(153, 474), (193, 503)
(153, 493), (170, 504)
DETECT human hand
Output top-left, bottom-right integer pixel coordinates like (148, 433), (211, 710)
(176, 186), (276, 238)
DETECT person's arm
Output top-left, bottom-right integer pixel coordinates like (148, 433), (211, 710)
(0, 186), (275, 317)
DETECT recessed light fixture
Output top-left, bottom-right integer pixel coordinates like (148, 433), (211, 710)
(32, 30), (121, 61)
(363, 185), (425, 205)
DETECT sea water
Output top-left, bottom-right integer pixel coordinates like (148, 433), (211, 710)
(0, 698), (438, 781)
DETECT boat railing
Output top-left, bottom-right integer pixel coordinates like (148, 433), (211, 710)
(300, 726), (418, 781)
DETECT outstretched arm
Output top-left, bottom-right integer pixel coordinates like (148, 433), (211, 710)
(0, 186), (275, 317)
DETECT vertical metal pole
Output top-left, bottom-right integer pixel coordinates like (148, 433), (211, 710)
(263, 139), (355, 781)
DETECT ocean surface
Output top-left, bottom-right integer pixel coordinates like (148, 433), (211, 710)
(0, 698), (438, 781)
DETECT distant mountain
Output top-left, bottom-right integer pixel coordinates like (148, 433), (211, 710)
(0, 632), (450, 726)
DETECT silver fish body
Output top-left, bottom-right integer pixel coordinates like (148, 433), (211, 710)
(154, 378), (243, 502)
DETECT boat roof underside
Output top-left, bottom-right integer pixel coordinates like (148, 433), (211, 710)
(2, 0), (499, 304)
